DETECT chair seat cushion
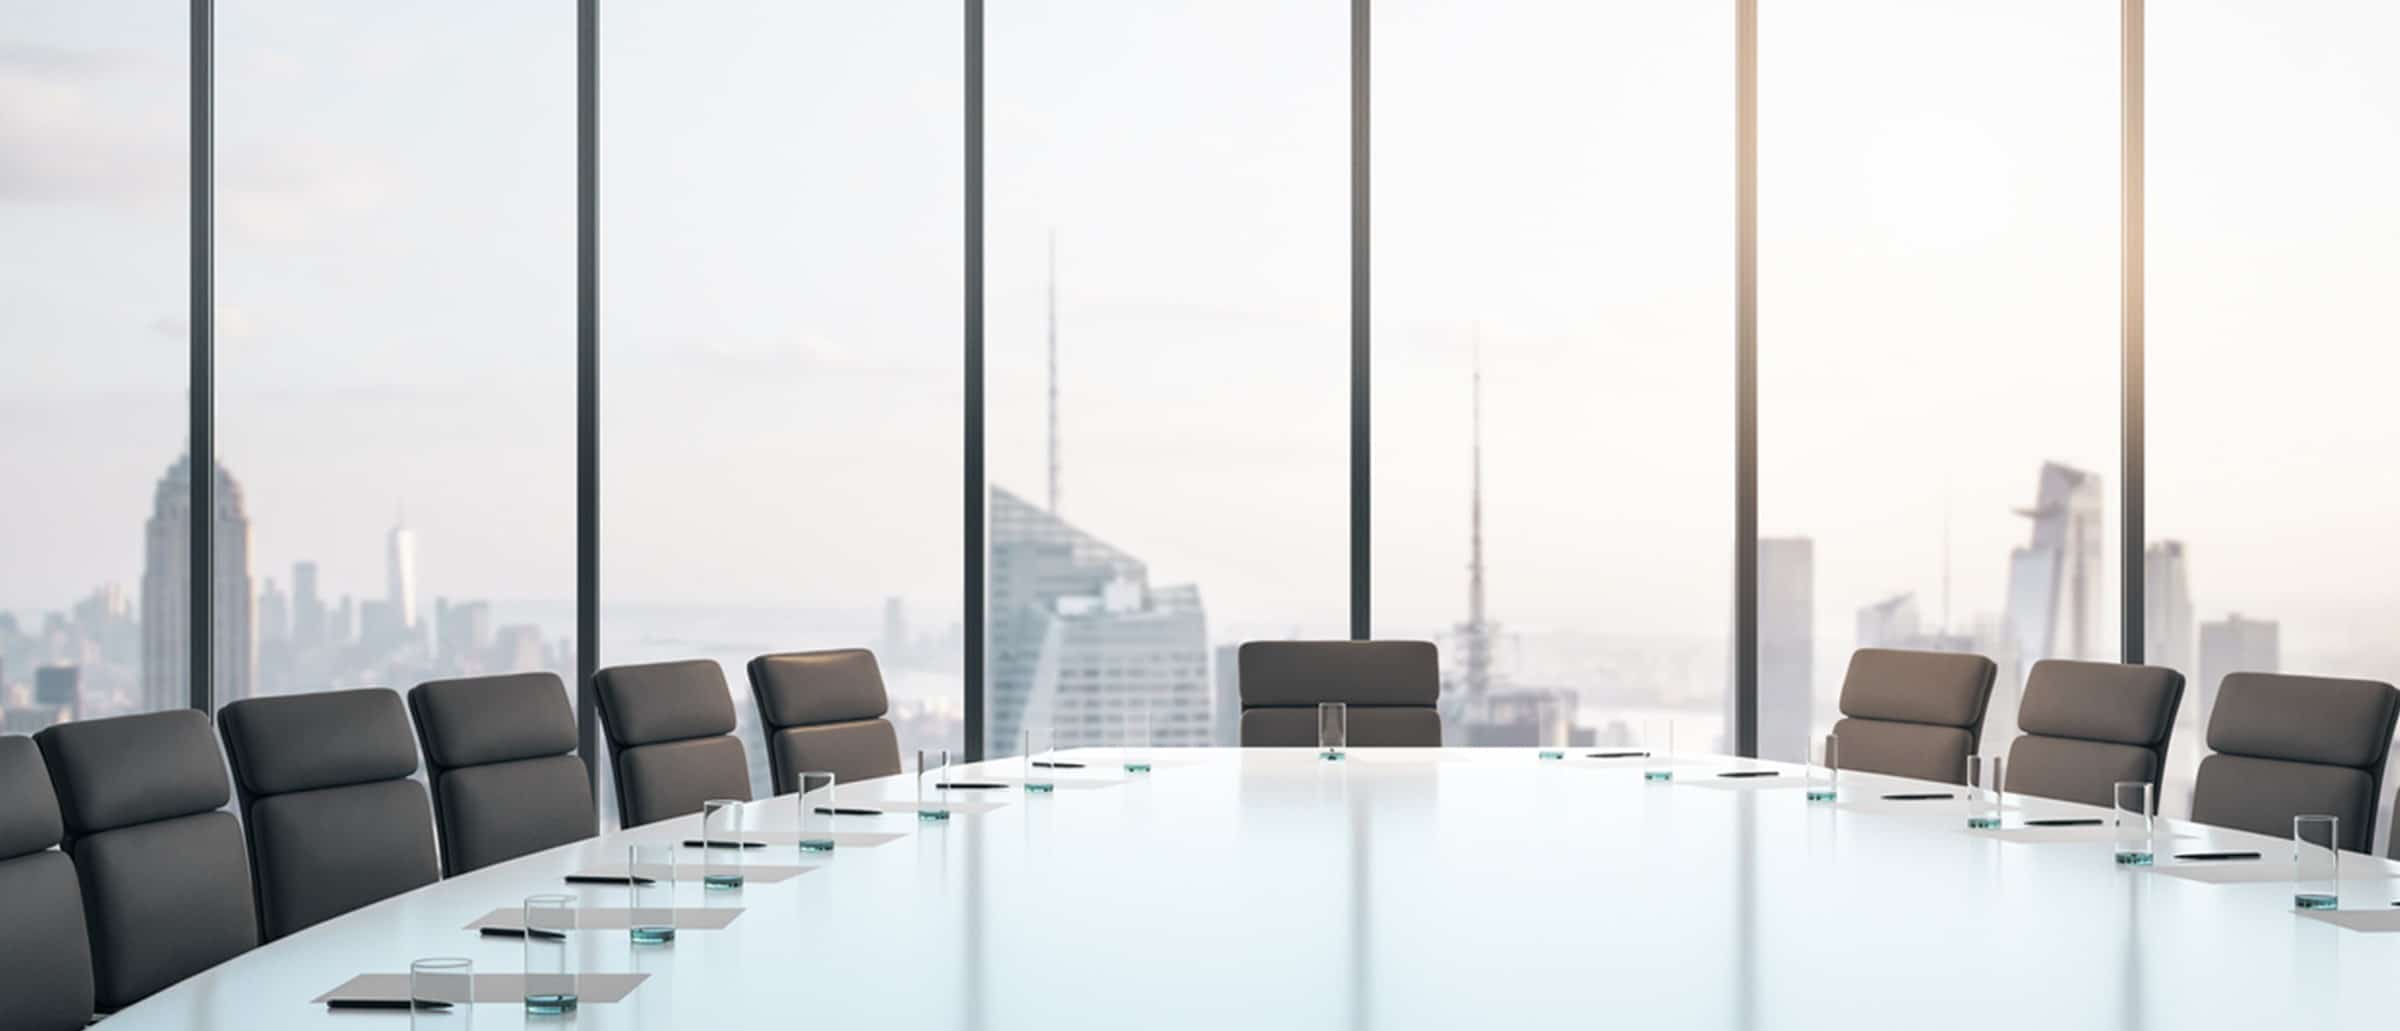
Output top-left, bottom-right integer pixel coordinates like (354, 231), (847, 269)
(0, 852), (94, 1031)
(247, 780), (439, 939)
(1240, 706), (1442, 748)
(1828, 717), (1976, 784)
(435, 756), (596, 875)
(71, 811), (258, 1011)
(2191, 753), (2376, 852)
(2004, 735), (2160, 809)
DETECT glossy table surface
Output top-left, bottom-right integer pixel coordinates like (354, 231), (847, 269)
(105, 747), (2400, 1030)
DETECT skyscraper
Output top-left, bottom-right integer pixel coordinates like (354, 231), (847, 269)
(2144, 541), (2195, 678)
(986, 486), (1210, 754)
(2198, 614), (2279, 718)
(387, 516), (418, 632)
(1757, 536), (1814, 761)
(1996, 462), (2105, 744)
(292, 560), (325, 650)
(1457, 339), (1494, 701)
(141, 453), (254, 710)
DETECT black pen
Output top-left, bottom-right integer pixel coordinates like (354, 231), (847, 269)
(1031, 761), (1087, 770)
(681, 839), (768, 850)
(565, 874), (656, 886)
(1586, 751), (1649, 759)
(327, 999), (451, 1011)
(1717, 770), (1779, 779)
(480, 926), (567, 941)
(1881, 792), (1955, 801)
(814, 806), (886, 817)
(935, 782), (1011, 790)
(2174, 851), (2261, 861)
(2023, 818), (2104, 827)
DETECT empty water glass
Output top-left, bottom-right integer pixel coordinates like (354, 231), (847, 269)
(1125, 705), (1154, 773)
(2112, 781), (2153, 866)
(1965, 755), (2004, 829)
(627, 844), (675, 945)
(1318, 702), (1347, 761)
(409, 956), (472, 1027)
(522, 894), (577, 1014)
(701, 798), (745, 890)
(1644, 720), (1675, 782)
(2294, 814), (2340, 910)
(1024, 727), (1056, 793)
(917, 748), (951, 822)
(797, 771), (837, 853)
(1805, 733), (1838, 803)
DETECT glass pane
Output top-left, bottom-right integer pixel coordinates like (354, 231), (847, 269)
(1759, 0), (2121, 758)
(2150, 2), (2400, 827)
(215, 6), (576, 713)
(602, 1), (965, 802)
(1371, 0), (1733, 751)
(986, 1), (1348, 754)
(0, 3), (188, 732)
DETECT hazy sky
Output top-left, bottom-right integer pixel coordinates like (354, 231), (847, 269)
(4, 1), (2396, 679)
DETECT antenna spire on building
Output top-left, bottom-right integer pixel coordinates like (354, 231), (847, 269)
(1463, 330), (1491, 699)
(1047, 231), (1062, 515)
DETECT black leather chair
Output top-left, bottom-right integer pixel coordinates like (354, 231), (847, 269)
(2191, 672), (2399, 853)
(1828, 648), (1998, 784)
(409, 672), (597, 876)
(1237, 641), (1443, 747)
(2004, 660), (2184, 809)
(747, 649), (904, 794)
(216, 689), (440, 940)
(35, 710), (259, 1011)
(594, 659), (753, 827)
(0, 735), (93, 1031)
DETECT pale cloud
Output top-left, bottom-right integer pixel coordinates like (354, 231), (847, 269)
(149, 305), (263, 342)
(0, 44), (182, 207)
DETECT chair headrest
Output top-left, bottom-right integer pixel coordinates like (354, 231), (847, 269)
(748, 650), (890, 728)
(36, 709), (231, 834)
(2017, 660), (2182, 746)
(594, 660), (737, 746)
(0, 735), (65, 859)
(1238, 640), (1440, 707)
(1837, 648), (1997, 728)
(219, 688), (421, 797)
(2207, 672), (2399, 769)
(410, 672), (578, 768)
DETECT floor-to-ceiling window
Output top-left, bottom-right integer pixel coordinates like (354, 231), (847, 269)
(214, 5), (576, 714)
(2149, 0), (2400, 832)
(0, 3), (189, 733)
(1371, 0), (1734, 752)
(602, 1), (965, 801)
(1759, 0), (2122, 761)
(984, 1), (1349, 755)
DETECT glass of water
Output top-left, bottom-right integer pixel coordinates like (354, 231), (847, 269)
(522, 894), (577, 1014)
(1965, 755), (2004, 829)
(1318, 702), (1347, 761)
(1126, 704), (1154, 773)
(2294, 814), (2340, 910)
(1644, 720), (1675, 782)
(1537, 695), (1565, 760)
(1805, 733), (1838, 803)
(917, 748), (951, 822)
(797, 771), (838, 853)
(409, 956), (472, 1026)
(701, 798), (746, 890)
(627, 844), (676, 945)
(1024, 727), (1056, 793)
(2112, 781), (2154, 866)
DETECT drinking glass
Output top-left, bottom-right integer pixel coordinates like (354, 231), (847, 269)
(917, 748), (951, 821)
(2112, 781), (2154, 866)
(1644, 719), (1675, 782)
(1965, 755), (2004, 829)
(409, 956), (472, 1027)
(627, 844), (676, 944)
(1805, 733), (1838, 803)
(2294, 814), (2340, 910)
(1024, 728), (1056, 793)
(1318, 702), (1347, 761)
(701, 798), (746, 890)
(797, 771), (838, 853)
(522, 894), (577, 1014)
(1537, 696), (1565, 760)
(1125, 704), (1154, 773)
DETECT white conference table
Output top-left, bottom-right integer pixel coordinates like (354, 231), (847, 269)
(106, 747), (2400, 1030)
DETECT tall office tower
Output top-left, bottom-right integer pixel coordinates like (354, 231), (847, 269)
(1856, 592), (1923, 651)
(493, 624), (547, 672)
(331, 595), (355, 646)
(387, 517), (418, 631)
(291, 560), (325, 650)
(141, 453), (255, 711)
(435, 599), (492, 671)
(2197, 614), (2280, 720)
(1997, 462), (2105, 746)
(34, 664), (78, 711)
(1212, 642), (1242, 745)
(1456, 341), (1494, 701)
(2143, 541), (2195, 675)
(881, 597), (909, 668)
(986, 486), (1210, 754)
(257, 578), (290, 645)
(1756, 536), (1815, 761)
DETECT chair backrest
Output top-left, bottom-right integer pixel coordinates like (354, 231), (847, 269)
(409, 672), (597, 876)
(593, 660), (753, 827)
(1237, 640), (1442, 747)
(2191, 672), (2399, 853)
(746, 649), (903, 794)
(2003, 660), (2185, 809)
(0, 735), (93, 1031)
(35, 710), (259, 1011)
(1828, 648), (1998, 784)
(217, 689), (440, 941)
